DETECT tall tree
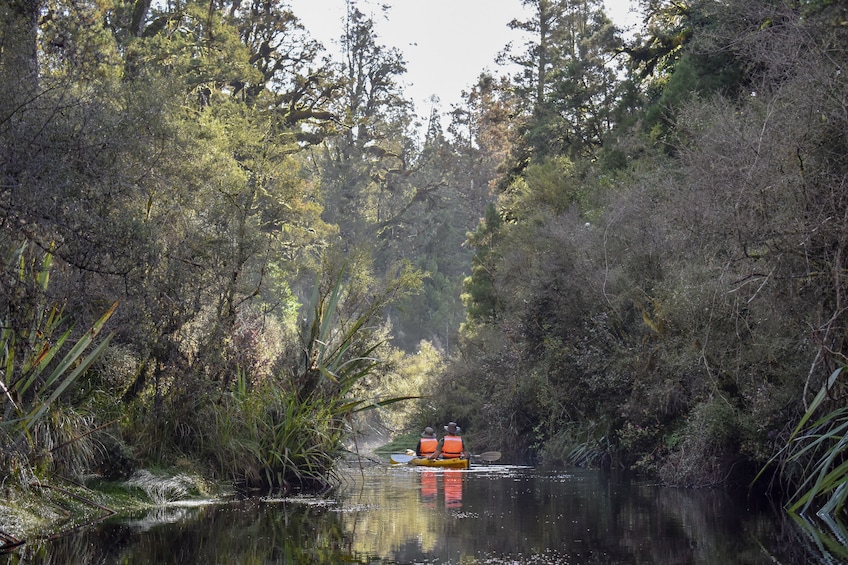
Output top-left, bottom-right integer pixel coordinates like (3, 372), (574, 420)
(315, 0), (414, 247)
(505, 0), (564, 109)
(501, 0), (626, 161)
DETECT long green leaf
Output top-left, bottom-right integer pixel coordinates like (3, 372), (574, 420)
(42, 301), (117, 390)
(318, 269), (345, 345)
(25, 332), (114, 429)
(17, 327), (73, 396)
(790, 459), (848, 514)
(792, 368), (844, 442)
(819, 482), (848, 517)
(336, 395), (422, 414)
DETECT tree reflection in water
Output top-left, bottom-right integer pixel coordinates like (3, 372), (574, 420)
(1, 465), (840, 564)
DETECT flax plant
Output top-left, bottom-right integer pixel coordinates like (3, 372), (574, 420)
(208, 264), (418, 492)
(1, 244), (117, 483)
(757, 367), (848, 518)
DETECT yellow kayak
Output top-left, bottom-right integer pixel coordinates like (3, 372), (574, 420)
(409, 457), (469, 469)
(389, 453), (470, 468)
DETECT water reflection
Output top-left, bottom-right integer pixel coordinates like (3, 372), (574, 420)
(1, 465), (842, 564)
(420, 470), (438, 507)
(414, 469), (464, 509)
(791, 511), (848, 563)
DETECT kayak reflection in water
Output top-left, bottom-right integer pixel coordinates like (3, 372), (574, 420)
(443, 471), (463, 509)
(420, 470), (438, 508)
(428, 422), (470, 460)
(418, 470), (463, 509)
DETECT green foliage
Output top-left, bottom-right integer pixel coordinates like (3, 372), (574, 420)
(539, 420), (612, 468)
(36, 0), (123, 81)
(461, 204), (504, 327)
(443, 0), (848, 501)
(373, 433), (419, 457)
(658, 398), (741, 487)
(376, 341), (445, 434)
(258, 264), (420, 488)
(498, 156), (582, 218)
(504, 0), (625, 159)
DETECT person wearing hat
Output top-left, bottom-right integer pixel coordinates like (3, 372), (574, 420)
(428, 422), (469, 460)
(415, 426), (438, 458)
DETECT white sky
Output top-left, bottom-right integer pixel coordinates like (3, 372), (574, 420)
(288, 0), (641, 119)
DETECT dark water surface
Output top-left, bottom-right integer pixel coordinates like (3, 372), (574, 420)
(2, 463), (844, 564)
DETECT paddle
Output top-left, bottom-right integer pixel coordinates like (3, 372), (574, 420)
(390, 453), (414, 464)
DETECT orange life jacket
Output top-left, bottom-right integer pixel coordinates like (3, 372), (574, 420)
(441, 435), (464, 459)
(418, 437), (438, 457)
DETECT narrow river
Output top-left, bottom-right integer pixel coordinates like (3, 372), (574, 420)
(2, 462), (844, 563)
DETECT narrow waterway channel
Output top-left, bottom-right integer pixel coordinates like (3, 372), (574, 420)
(2, 462), (844, 564)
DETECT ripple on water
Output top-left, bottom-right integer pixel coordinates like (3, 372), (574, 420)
(260, 494), (337, 507)
(454, 549), (572, 564)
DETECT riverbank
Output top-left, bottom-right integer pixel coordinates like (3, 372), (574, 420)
(0, 470), (219, 547)
(0, 439), (408, 549)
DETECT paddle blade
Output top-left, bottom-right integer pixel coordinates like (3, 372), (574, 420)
(477, 451), (501, 462)
(390, 453), (414, 464)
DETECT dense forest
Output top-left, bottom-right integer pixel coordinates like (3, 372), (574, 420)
(2, 0), (848, 519)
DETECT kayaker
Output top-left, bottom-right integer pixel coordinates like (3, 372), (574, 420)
(415, 426), (438, 457)
(428, 421), (469, 460)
